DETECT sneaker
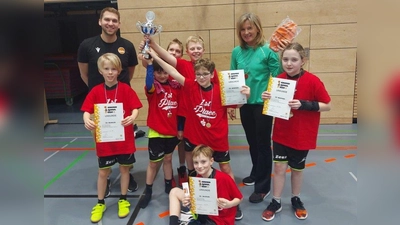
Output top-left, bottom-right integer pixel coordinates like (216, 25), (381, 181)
(104, 178), (111, 198)
(242, 176), (255, 186)
(139, 192), (152, 209)
(261, 199), (282, 221)
(235, 205), (243, 221)
(90, 203), (106, 223)
(135, 130), (146, 139)
(127, 174), (138, 192)
(249, 191), (270, 203)
(291, 196), (308, 220)
(177, 166), (188, 186)
(118, 199), (131, 218)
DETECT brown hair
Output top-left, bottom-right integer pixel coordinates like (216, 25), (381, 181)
(236, 13), (265, 49)
(281, 42), (307, 61)
(194, 58), (215, 73)
(167, 38), (183, 52)
(99, 7), (120, 21)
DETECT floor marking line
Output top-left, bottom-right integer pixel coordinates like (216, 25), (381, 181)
(44, 150), (89, 190)
(158, 210), (169, 218)
(112, 173), (122, 186)
(98, 219), (103, 225)
(349, 172), (357, 181)
(44, 150), (60, 162)
(70, 138), (78, 143)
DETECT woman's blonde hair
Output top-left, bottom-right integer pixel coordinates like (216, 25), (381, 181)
(236, 13), (265, 48)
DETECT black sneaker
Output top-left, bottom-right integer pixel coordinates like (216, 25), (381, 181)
(291, 196), (308, 220)
(104, 178), (111, 198)
(127, 174), (138, 192)
(262, 199), (282, 221)
(242, 176), (255, 186)
(135, 130), (146, 139)
(139, 192), (152, 209)
(235, 205), (243, 221)
(249, 191), (270, 203)
(134, 124), (138, 131)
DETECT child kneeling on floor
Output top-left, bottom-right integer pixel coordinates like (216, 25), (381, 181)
(81, 53), (143, 223)
(168, 145), (243, 225)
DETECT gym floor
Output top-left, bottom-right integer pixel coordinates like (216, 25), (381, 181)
(44, 94), (357, 225)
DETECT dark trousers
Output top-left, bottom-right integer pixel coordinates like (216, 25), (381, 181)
(239, 104), (273, 193)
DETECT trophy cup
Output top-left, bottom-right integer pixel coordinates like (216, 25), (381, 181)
(136, 11), (162, 59)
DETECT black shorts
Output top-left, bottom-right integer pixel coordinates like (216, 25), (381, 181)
(148, 137), (180, 162)
(184, 138), (230, 163)
(273, 142), (309, 170)
(98, 154), (136, 169)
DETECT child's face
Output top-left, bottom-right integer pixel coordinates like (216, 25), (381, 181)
(195, 67), (213, 88)
(186, 41), (204, 62)
(99, 60), (119, 86)
(167, 43), (183, 58)
(193, 153), (214, 177)
(281, 49), (304, 76)
(154, 70), (169, 83)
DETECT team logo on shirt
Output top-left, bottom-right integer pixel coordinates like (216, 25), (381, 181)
(95, 47), (100, 53)
(158, 92), (178, 111)
(118, 47), (125, 54)
(193, 99), (217, 119)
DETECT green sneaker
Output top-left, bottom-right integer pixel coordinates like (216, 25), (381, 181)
(90, 203), (106, 223)
(118, 199), (131, 218)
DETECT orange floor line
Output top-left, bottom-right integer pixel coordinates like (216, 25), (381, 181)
(135, 222), (145, 225)
(159, 210), (169, 218)
(305, 162), (317, 167)
(325, 158), (337, 163)
(344, 154), (356, 158)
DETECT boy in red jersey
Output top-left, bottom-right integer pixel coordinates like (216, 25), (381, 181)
(260, 43), (331, 221)
(81, 53), (142, 222)
(169, 145), (243, 225)
(138, 57), (181, 209)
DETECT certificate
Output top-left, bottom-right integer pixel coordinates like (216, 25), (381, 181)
(262, 77), (296, 120)
(188, 176), (219, 216)
(94, 103), (125, 142)
(218, 70), (247, 106)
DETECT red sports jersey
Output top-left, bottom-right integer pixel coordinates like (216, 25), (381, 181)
(183, 79), (229, 151)
(145, 82), (180, 136)
(272, 71), (331, 150)
(193, 169), (243, 225)
(175, 58), (219, 117)
(81, 82), (143, 156)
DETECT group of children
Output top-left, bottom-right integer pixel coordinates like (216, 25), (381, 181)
(81, 31), (331, 224)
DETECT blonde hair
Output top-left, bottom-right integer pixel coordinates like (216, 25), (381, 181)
(192, 145), (214, 159)
(236, 13), (265, 49)
(97, 53), (122, 74)
(100, 7), (120, 21)
(185, 35), (205, 50)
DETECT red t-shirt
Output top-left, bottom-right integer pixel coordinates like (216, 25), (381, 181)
(183, 79), (229, 151)
(81, 82), (143, 156)
(272, 71), (331, 150)
(385, 70), (400, 148)
(193, 169), (243, 225)
(175, 58), (220, 117)
(145, 82), (180, 136)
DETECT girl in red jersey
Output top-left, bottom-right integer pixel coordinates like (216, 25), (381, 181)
(81, 53), (142, 222)
(138, 57), (181, 209)
(260, 42), (331, 222)
(146, 48), (250, 182)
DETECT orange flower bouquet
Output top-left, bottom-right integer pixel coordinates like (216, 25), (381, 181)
(269, 17), (301, 52)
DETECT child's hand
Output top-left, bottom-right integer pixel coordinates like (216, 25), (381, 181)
(261, 91), (272, 100)
(177, 131), (183, 140)
(84, 118), (96, 131)
(240, 85), (251, 99)
(121, 115), (135, 127)
(288, 99), (302, 109)
(227, 108), (236, 120)
(217, 198), (232, 209)
(182, 196), (191, 207)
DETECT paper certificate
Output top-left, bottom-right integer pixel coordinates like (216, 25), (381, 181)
(262, 77), (296, 120)
(188, 177), (219, 216)
(218, 70), (247, 106)
(94, 103), (125, 142)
